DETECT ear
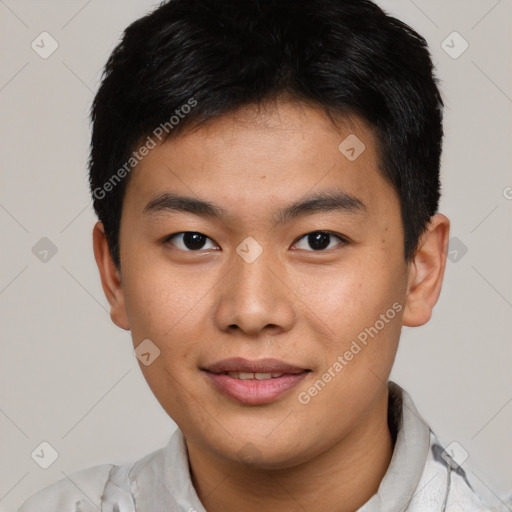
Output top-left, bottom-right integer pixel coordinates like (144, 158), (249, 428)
(92, 221), (130, 330)
(402, 214), (450, 327)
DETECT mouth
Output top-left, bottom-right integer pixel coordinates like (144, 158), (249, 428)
(216, 371), (300, 380)
(202, 358), (311, 405)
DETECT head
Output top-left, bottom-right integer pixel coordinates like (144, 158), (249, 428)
(91, 0), (449, 469)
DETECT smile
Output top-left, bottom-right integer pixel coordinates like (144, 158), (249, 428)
(224, 372), (292, 380)
(202, 358), (311, 405)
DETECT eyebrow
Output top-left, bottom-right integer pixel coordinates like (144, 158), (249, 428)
(143, 191), (366, 224)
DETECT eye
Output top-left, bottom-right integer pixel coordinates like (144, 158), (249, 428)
(292, 231), (348, 251)
(164, 232), (219, 251)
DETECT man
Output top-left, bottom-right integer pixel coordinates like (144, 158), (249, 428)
(19, 0), (497, 510)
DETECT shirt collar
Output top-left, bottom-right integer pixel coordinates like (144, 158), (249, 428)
(358, 381), (432, 511)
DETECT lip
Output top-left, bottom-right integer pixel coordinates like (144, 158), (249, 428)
(202, 358), (310, 405)
(204, 357), (308, 374)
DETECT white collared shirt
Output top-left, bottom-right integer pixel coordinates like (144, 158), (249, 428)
(18, 382), (499, 511)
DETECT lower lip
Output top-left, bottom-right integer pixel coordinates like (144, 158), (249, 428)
(203, 371), (309, 405)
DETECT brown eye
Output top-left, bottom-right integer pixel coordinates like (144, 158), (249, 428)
(165, 232), (219, 251)
(293, 231), (347, 251)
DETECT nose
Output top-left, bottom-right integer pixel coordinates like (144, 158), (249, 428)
(214, 244), (296, 337)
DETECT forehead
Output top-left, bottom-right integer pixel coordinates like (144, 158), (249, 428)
(123, 99), (398, 224)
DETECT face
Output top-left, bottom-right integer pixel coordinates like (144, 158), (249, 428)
(111, 100), (412, 468)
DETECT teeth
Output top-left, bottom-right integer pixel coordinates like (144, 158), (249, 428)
(226, 372), (286, 380)
(255, 372), (272, 380)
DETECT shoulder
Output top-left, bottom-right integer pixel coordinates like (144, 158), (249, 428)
(446, 469), (492, 511)
(17, 431), (190, 512)
(18, 464), (115, 512)
(413, 431), (494, 511)
(17, 440), (172, 512)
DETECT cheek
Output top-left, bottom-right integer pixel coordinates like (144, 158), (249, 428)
(299, 260), (401, 335)
(121, 255), (208, 414)
(299, 253), (406, 391)
(121, 254), (220, 389)
(121, 250), (201, 343)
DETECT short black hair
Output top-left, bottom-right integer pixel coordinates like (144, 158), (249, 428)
(89, 0), (444, 269)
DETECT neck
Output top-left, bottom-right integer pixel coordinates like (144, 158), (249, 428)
(186, 387), (394, 512)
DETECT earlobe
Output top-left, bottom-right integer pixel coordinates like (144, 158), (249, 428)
(402, 214), (450, 327)
(92, 221), (130, 330)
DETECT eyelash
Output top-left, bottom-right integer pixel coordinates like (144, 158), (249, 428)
(163, 231), (349, 252)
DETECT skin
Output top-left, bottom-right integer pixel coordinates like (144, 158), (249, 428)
(93, 98), (450, 512)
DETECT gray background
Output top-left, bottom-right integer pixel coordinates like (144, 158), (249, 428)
(0, 0), (510, 510)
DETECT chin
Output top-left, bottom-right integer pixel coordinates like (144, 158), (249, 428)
(208, 431), (318, 471)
